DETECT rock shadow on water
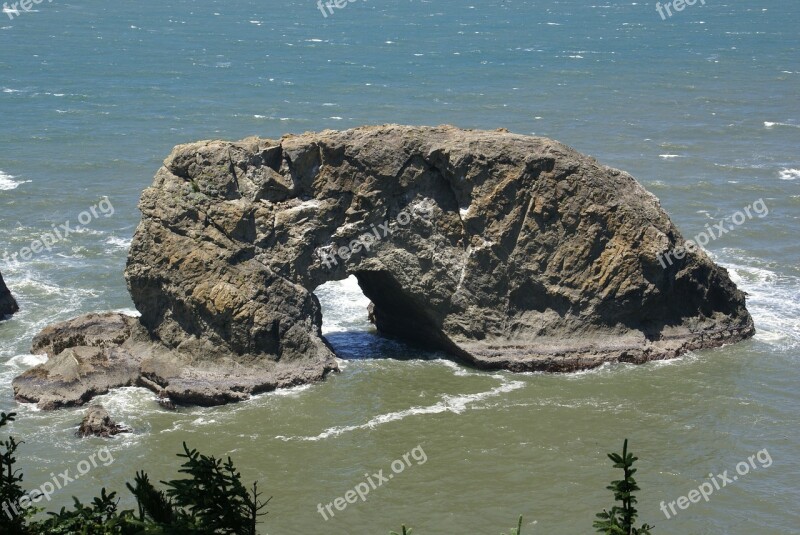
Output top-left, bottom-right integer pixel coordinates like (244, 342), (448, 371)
(322, 329), (445, 362)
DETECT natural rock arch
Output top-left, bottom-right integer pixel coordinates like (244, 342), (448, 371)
(14, 125), (754, 408)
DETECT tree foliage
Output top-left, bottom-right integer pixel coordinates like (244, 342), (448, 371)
(593, 439), (654, 535)
(1, 412), (269, 535)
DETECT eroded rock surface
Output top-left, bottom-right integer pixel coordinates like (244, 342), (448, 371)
(77, 404), (129, 438)
(13, 313), (143, 409)
(15, 125), (755, 407)
(0, 271), (18, 319)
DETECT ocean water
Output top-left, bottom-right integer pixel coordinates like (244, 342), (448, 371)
(1, 1), (798, 533)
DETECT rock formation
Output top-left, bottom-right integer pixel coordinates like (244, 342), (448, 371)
(77, 404), (129, 438)
(0, 271), (18, 319)
(14, 125), (755, 408)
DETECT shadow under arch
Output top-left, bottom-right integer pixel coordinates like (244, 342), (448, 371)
(313, 275), (445, 362)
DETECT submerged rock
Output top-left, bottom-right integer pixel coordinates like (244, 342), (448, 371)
(77, 404), (128, 438)
(15, 125), (754, 408)
(0, 271), (18, 319)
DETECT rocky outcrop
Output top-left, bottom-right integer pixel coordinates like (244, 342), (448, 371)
(14, 125), (754, 408)
(0, 271), (18, 319)
(77, 404), (129, 438)
(13, 313), (144, 409)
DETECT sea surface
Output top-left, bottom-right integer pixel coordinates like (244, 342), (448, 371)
(1, 1), (798, 533)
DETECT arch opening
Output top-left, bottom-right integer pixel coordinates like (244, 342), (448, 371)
(312, 275), (445, 361)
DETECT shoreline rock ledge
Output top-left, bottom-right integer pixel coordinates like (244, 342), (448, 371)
(13, 125), (755, 408)
(0, 271), (19, 319)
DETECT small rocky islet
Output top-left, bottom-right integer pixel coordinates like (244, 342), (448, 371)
(12, 125), (754, 409)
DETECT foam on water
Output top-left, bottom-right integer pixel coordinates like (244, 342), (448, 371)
(0, 265), (106, 360)
(764, 121), (800, 129)
(277, 375), (526, 442)
(0, 354), (47, 389)
(720, 252), (800, 350)
(105, 236), (132, 251)
(778, 168), (800, 181)
(0, 170), (30, 190)
(315, 275), (371, 334)
(111, 308), (141, 317)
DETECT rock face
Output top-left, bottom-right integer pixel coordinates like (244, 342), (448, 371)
(15, 125), (755, 408)
(77, 404), (128, 438)
(0, 271), (18, 319)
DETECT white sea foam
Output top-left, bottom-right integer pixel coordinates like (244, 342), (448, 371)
(778, 168), (800, 181)
(252, 383), (314, 399)
(4, 353), (47, 370)
(722, 255), (800, 350)
(105, 236), (132, 249)
(90, 386), (159, 427)
(316, 275), (371, 334)
(434, 358), (479, 377)
(0, 170), (30, 190)
(764, 121), (800, 129)
(659, 154), (683, 159)
(111, 307), (141, 317)
(277, 377), (525, 441)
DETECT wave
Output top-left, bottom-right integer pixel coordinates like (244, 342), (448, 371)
(764, 121), (800, 129)
(0, 170), (30, 190)
(105, 236), (132, 250)
(277, 376), (526, 441)
(720, 253), (800, 351)
(779, 169), (800, 181)
(315, 275), (371, 334)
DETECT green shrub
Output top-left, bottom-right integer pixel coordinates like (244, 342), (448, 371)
(1, 411), (268, 534)
(593, 439), (654, 535)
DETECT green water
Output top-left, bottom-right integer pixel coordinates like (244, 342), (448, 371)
(2, 278), (796, 534)
(1, 0), (799, 532)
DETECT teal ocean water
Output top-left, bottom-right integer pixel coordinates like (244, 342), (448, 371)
(1, 1), (798, 533)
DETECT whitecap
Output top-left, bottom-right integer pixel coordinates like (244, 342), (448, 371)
(659, 154), (683, 159)
(254, 383), (314, 398)
(105, 236), (132, 249)
(0, 170), (30, 190)
(315, 275), (371, 334)
(723, 256), (800, 350)
(278, 378), (525, 441)
(4, 353), (47, 369)
(779, 169), (800, 181)
(111, 308), (141, 317)
(764, 121), (800, 129)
